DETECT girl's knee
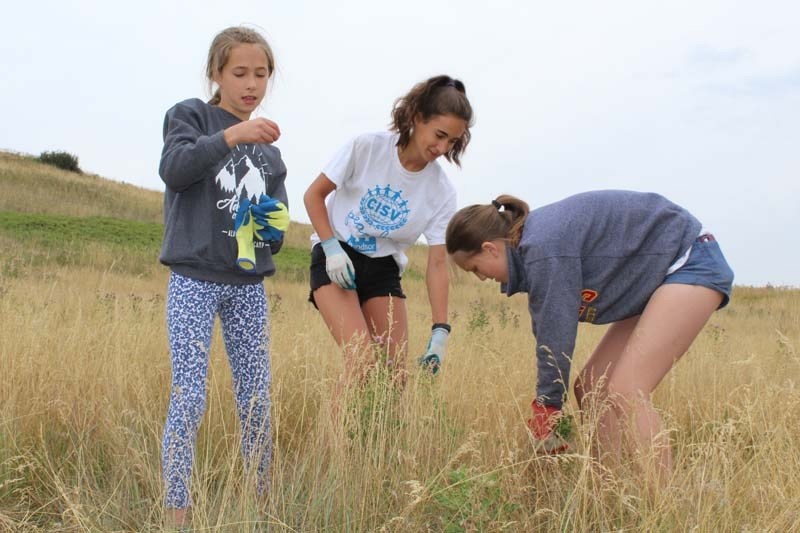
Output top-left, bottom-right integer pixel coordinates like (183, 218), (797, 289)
(168, 389), (208, 431)
(574, 370), (606, 408)
(606, 381), (650, 410)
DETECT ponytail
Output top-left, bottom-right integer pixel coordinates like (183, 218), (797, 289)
(209, 89), (222, 106)
(446, 194), (530, 255)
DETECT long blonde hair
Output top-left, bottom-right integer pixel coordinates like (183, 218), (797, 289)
(206, 26), (275, 105)
(446, 194), (530, 254)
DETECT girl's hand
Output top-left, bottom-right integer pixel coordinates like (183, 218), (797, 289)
(224, 118), (281, 147)
(320, 238), (356, 290)
(527, 402), (571, 454)
(418, 324), (451, 375)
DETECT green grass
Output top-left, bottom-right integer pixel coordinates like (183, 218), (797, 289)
(0, 209), (310, 281)
(272, 243), (310, 282)
(0, 210), (163, 249)
(0, 149), (434, 285)
(426, 466), (520, 532)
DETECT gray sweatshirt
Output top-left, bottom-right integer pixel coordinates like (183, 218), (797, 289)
(502, 190), (702, 408)
(158, 98), (288, 284)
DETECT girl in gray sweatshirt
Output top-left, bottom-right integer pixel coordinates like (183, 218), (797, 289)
(157, 26), (288, 528)
(445, 190), (733, 480)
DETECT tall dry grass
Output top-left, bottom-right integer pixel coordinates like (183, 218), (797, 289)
(4, 148), (798, 530)
(0, 152), (163, 223)
(1, 247), (799, 531)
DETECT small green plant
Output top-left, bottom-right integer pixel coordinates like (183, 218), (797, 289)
(427, 466), (519, 532)
(38, 150), (82, 173)
(467, 300), (490, 333)
(497, 303), (520, 329)
(342, 366), (403, 450)
(554, 412), (574, 439)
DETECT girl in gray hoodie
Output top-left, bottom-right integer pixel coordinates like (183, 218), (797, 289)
(158, 26), (288, 528)
(445, 190), (733, 483)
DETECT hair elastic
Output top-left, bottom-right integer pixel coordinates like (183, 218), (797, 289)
(445, 80), (458, 88)
(491, 199), (502, 210)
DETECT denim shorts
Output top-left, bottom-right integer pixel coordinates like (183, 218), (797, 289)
(662, 235), (734, 308)
(308, 240), (406, 308)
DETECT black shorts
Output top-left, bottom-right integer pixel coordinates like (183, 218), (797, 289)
(308, 240), (406, 308)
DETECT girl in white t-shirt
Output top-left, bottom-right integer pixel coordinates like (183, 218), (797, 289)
(304, 75), (473, 394)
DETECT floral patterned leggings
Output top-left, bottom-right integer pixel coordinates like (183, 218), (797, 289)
(162, 272), (272, 509)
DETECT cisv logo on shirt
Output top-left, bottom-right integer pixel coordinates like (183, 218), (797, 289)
(360, 185), (410, 234)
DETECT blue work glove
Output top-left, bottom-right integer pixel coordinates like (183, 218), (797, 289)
(320, 237), (356, 290)
(418, 324), (451, 374)
(251, 194), (290, 242)
(234, 198), (256, 271)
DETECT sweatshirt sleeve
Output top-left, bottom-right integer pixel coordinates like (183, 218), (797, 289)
(527, 256), (583, 409)
(266, 149), (288, 207)
(158, 102), (231, 192)
(265, 148), (289, 254)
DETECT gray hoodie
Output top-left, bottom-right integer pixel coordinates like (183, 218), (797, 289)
(158, 98), (288, 284)
(502, 190), (702, 408)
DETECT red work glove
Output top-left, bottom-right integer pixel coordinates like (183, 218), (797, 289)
(527, 402), (571, 454)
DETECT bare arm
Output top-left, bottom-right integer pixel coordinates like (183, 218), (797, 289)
(426, 244), (449, 324)
(303, 173), (337, 241)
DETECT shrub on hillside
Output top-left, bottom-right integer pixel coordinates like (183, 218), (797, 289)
(39, 150), (82, 173)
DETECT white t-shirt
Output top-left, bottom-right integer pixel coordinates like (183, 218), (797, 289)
(310, 131), (457, 272)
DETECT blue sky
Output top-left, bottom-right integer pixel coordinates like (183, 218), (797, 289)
(1, 1), (798, 286)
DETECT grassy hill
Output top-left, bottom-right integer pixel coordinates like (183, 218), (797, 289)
(3, 150), (800, 532)
(0, 151), (317, 281)
(0, 151), (164, 222)
(0, 150), (430, 283)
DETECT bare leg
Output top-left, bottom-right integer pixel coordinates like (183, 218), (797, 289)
(361, 296), (409, 386)
(164, 508), (189, 529)
(313, 285), (373, 370)
(600, 284), (723, 485)
(574, 315), (639, 463)
(574, 315), (640, 409)
(313, 285), (374, 407)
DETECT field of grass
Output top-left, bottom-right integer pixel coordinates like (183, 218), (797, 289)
(1, 152), (799, 531)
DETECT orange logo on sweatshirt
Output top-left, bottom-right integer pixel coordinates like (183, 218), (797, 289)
(579, 289), (599, 323)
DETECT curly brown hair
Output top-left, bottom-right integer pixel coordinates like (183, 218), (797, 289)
(390, 75), (473, 166)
